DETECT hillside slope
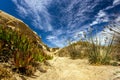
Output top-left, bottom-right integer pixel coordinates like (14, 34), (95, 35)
(0, 10), (49, 51)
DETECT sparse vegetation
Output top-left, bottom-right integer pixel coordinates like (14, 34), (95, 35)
(61, 36), (114, 65)
(106, 23), (120, 61)
(0, 24), (52, 76)
(65, 41), (89, 59)
(57, 26), (118, 65)
(87, 37), (114, 65)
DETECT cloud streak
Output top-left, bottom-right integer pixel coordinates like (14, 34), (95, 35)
(46, 35), (67, 47)
(12, 0), (53, 31)
(113, 0), (120, 5)
(12, 0), (120, 47)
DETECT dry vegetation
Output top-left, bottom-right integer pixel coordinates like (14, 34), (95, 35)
(0, 65), (14, 80)
(107, 23), (120, 61)
(57, 22), (120, 66)
(0, 14), (53, 79)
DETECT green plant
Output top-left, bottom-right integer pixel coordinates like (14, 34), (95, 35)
(11, 35), (37, 75)
(87, 36), (114, 65)
(0, 25), (49, 75)
(32, 48), (45, 62)
(0, 27), (13, 62)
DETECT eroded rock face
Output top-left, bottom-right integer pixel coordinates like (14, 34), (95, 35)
(0, 10), (49, 51)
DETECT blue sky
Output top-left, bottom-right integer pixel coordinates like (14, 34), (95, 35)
(0, 0), (120, 47)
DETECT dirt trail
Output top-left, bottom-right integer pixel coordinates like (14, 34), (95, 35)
(26, 56), (120, 80)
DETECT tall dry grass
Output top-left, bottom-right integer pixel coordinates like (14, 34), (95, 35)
(106, 23), (120, 61)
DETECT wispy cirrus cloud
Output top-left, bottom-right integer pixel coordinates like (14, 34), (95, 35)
(63, 0), (111, 28)
(113, 0), (120, 5)
(94, 6), (120, 40)
(115, 16), (120, 22)
(89, 0), (120, 27)
(46, 35), (67, 47)
(46, 0), (119, 47)
(12, 0), (53, 31)
(12, 0), (120, 47)
(90, 10), (109, 26)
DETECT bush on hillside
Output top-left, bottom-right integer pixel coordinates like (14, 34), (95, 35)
(0, 25), (51, 75)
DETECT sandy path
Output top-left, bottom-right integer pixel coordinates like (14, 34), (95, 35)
(27, 57), (120, 80)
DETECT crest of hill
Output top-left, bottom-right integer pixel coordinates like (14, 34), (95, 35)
(56, 41), (90, 58)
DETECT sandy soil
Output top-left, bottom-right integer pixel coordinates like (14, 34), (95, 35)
(25, 56), (120, 80)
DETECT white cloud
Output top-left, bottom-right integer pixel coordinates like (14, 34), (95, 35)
(46, 35), (56, 40)
(90, 10), (109, 26)
(51, 24), (91, 47)
(90, 21), (98, 26)
(61, 0), (101, 29)
(103, 0), (120, 10)
(52, 29), (65, 36)
(89, 0), (120, 27)
(97, 10), (106, 18)
(17, 5), (28, 17)
(48, 0), (120, 47)
(12, 0), (53, 31)
(113, 0), (120, 5)
(11, 0), (120, 47)
(115, 16), (120, 22)
(74, 31), (85, 39)
(46, 35), (67, 47)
